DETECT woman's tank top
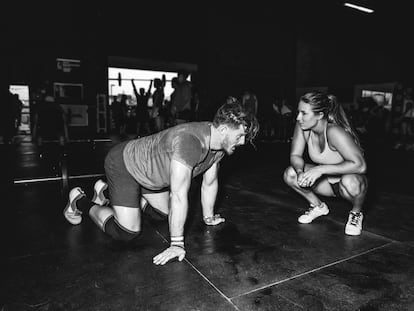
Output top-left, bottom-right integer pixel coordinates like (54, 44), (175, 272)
(307, 124), (344, 183)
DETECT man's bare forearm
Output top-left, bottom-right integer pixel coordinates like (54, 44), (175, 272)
(201, 179), (218, 218)
(169, 192), (188, 237)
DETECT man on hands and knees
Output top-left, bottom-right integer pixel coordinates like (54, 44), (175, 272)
(283, 91), (368, 236)
(63, 99), (259, 264)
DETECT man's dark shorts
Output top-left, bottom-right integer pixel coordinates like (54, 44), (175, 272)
(104, 141), (169, 208)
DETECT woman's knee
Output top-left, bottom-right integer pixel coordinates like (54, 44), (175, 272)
(340, 175), (367, 197)
(283, 166), (297, 186)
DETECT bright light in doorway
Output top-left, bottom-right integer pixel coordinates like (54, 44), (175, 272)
(108, 68), (187, 104)
(9, 85), (31, 134)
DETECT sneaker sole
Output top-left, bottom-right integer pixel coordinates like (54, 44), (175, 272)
(298, 210), (329, 224)
(63, 202), (82, 225)
(345, 228), (362, 236)
(92, 181), (109, 206)
(63, 190), (84, 225)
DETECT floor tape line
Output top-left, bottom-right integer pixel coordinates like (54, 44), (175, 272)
(154, 230), (241, 311)
(232, 241), (394, 299)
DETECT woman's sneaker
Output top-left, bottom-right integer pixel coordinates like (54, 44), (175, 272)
(345, 211), (363, 236)
(92, 179), (109, 206)
(63, 187), (85, 225)
(298, 202), (329, 224)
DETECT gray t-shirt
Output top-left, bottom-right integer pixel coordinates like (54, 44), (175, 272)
(123, 122), (225, 190)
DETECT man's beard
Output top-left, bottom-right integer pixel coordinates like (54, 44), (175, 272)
(223, 137), (235, 155)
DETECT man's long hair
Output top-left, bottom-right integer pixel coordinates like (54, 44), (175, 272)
(213, 99), (259, 143)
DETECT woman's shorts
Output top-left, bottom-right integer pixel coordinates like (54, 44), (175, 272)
(330, 182), (341, 197)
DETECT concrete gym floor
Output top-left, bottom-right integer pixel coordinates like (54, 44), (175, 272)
(1, 138), (414, 310)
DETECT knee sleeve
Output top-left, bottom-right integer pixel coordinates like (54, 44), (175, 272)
(103, 216), (141, 241)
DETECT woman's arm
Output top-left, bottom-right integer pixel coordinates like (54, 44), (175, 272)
(300, 125), (367, 187)
(319, 125), (366, 176)
(290, 123), (307, 174)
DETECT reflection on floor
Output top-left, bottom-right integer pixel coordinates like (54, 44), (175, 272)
(1, 138), (414, 310)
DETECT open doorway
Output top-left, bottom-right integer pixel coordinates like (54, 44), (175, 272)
(106, 57), (198, 136)
(108, 67), (189, 104)
(9, 84), (31, 135)
(107, 67), (192, 135)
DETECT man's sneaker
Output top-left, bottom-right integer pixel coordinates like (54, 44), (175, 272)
(92, 179), (109, 206)
(63, 187), (85, 225)
(298, 202), (329, 224)
(345, 211), (363, 236)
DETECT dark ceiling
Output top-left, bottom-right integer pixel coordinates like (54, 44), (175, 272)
(7, 1), (411, 43)
(5, 1), (413, 98)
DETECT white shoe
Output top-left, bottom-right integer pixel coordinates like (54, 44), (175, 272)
(63, 187), (85, 225)
(298, 202), (329, 224)
(92, 179), (109, 206)
(345, 211), (363, 236)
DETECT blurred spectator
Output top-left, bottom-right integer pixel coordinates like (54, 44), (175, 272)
(171, 71), (192, 125)
(119, 95), (128, 136)
(191, 90), (200, 121)
(241, 90), (258, 116)
(12, 93), (23, 133)
(32, 95), (68, 146)
(366, 95), (390, 145)
(150, 75), (166, 132)
(272, 98), (293, 142)
(132, 79), (151, 137)
(394, 100), (414, 150)
(353, 97), (373, 140)
(2, 91), (17, 144)
(111, 95), (128, 136)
